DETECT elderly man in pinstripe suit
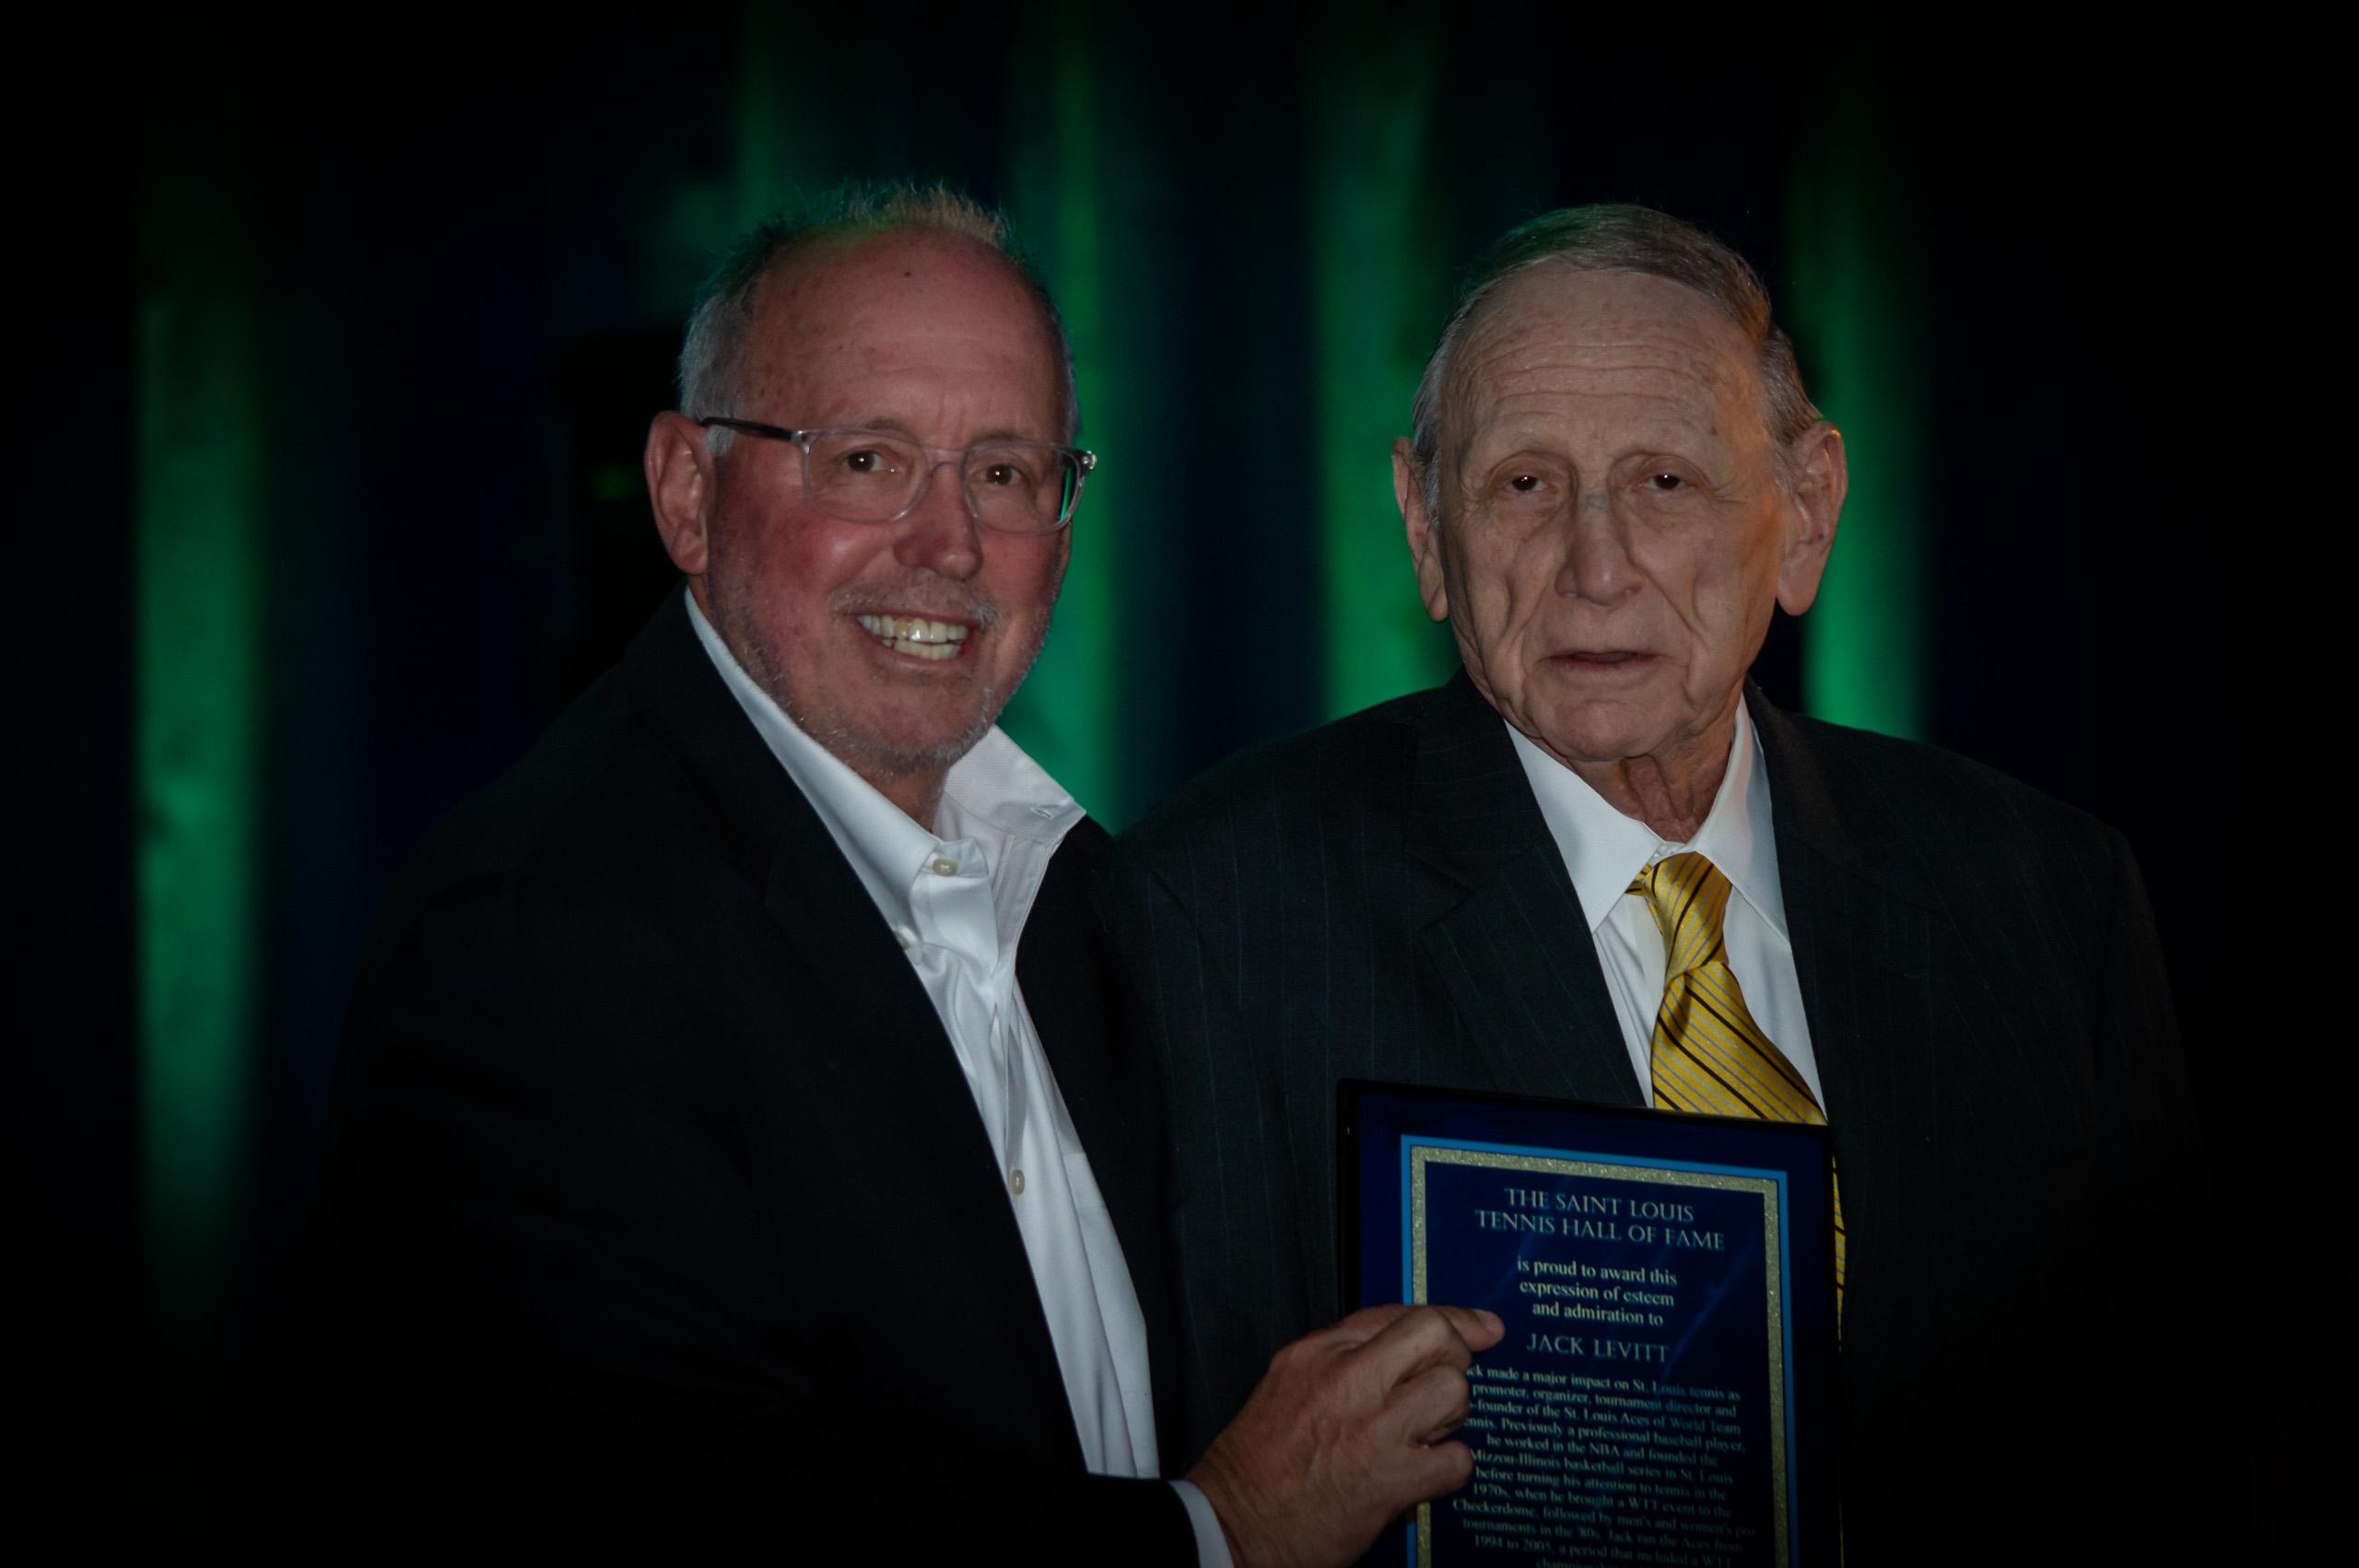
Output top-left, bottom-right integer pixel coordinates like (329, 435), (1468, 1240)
(1101, 205), (2223, 1564)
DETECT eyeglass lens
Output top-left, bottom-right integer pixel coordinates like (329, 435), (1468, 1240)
(804, 431), (1080, 532)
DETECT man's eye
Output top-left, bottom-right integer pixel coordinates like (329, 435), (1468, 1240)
(1647, 472), (1684, 492)
(1482, 464), (1563, 509)
(841, 449), (891, 475)
(979, 462), (1021, 488)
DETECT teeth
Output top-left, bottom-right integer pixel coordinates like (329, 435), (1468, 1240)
(855, 614), (970, 661)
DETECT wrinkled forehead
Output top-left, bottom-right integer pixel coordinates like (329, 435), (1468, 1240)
(1445, 266), (1765, 449)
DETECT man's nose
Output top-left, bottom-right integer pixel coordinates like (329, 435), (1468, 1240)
(1555, 492), (1640, 605)
(892, 458), (983, 579)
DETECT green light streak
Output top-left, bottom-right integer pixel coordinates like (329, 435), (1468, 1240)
(1311, 33), (1453, 719)
(734, 6), (793, 228)
(1785, 149), (1928, 739)
(997, 0), (1122, 821)
(136, 279), (263, 1419)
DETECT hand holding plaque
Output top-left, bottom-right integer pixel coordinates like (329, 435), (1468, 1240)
(1189, 1303), (1507, 1568)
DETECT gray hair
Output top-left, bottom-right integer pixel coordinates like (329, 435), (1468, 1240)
(1408, 204), (1820, 518)
(677, 181), (1079, 454)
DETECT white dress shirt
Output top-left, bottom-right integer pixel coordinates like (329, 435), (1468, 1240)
(1507, 703), (1825, 1110)
(687, 599), (1157, 1469)
(688, 602), (1233, 1563)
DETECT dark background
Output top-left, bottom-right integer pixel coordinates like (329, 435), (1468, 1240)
(7, 5), (2329, 1559)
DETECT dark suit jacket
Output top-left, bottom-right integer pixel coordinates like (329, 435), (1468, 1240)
(1098, 672), (2221, 1564)
(296, 594), (1191, 1562)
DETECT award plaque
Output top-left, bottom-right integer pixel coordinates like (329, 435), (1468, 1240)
(1340, 1082), (1837, 1568)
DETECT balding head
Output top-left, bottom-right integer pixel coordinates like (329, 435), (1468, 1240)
(678, 182), (1078, 452)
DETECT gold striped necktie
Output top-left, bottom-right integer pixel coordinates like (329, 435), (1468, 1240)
(1629, 851), (1847, 1312)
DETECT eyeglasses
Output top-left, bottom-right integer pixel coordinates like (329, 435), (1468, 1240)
(698, 418), (1096, 535)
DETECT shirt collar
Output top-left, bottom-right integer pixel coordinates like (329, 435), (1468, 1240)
(1507, 699), (1789, 941)
(685, 592), (1083, 925)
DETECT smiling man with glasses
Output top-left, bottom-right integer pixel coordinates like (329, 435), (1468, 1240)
(300, 183), (1497, 1566)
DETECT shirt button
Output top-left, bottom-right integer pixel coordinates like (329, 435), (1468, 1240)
(930, 856), (959, 877)
(892, 925), (917, 951)
(1008, 1167), (1026, 1196)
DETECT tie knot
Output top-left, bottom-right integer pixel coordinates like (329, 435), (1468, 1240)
(1627, 851), (1735, 978)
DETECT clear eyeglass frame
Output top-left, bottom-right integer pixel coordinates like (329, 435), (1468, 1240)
(698, 417), (1097, 535)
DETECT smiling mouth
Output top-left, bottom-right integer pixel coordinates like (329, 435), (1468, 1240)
(854, 613), (971, 662)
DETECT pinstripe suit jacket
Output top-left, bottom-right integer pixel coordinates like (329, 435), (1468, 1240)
(1099, 672), (2216, 1563)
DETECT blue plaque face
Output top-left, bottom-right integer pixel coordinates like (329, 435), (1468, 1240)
(1342, 1082), (1837, 1568)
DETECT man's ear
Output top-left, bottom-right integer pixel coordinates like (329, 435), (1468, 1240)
(1396, 439), (1450, 623)
(646, 412), (715, 577)
(1775, 421), (1847, 617)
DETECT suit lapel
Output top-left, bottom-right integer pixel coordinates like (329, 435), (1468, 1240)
(1404, 675), (1647, 1107)
(622, 596), (1082, 1464)
(1021, 824), (1161, 1294)
(1020, 821), (1190, 1461)
(1750, 689), (1936, 1358)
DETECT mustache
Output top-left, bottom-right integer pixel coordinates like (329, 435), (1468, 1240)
(832, 579), (1005, 631)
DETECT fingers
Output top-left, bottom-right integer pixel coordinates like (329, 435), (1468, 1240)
(1438, 1305), (1507, 1352)
(1353, 1310), (1487, 1452)
(1359, 1304), (1502, 1384)
(1320, 1302), (1417, 1348)
(1318, 1303), (1505, 1362)
(1405, 1437), (1477, 1499)
(1394, 1361), (1474, 1447)
(1194, 1308), (1498, 1566)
